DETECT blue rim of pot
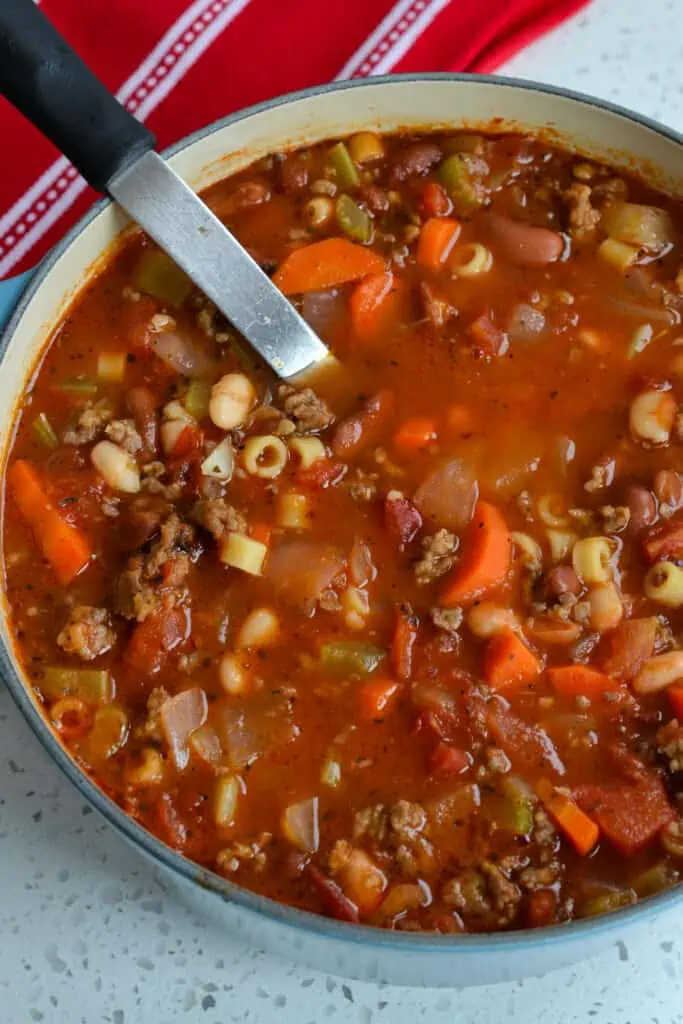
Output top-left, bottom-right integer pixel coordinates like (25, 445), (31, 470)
(1, 71), (682, 955)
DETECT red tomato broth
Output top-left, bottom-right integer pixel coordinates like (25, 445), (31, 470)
(4, 130), (683, 931)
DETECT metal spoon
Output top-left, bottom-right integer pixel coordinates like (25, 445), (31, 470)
(0, 0), (330, 380)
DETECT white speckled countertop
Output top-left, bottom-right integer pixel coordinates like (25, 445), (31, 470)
(3, 0), (683, 1020)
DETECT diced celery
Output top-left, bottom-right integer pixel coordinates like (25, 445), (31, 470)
(579, 887), (636, 918)
(320, 641), (385, 677)
(499, 776), (535, 836)
(328, 141), (360, 190)
(336, 194), (373, 244)
(134, 249), (192, 306)
(184, 379), (211, 420)
(632, 861), (677, 898)
(438, 154), (484, 212)
(57, 377), (98, 395)
(39, 667), (113, 703)
(97, 352), (127, 381)
(32, 412), (59, 448)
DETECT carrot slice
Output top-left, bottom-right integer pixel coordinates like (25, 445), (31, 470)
(7, 459), (92, 585)
(350, 271), (403, 343)
(548, 665), (620, 698)
(416, 217), (460, 269)
(542, 789), (599, 855)
(393, 416), (438, 453)
(273, 238), (385, 295)
(440, 501), (511, 606)
(483, 630), (541, 692)
(392, 603), (419, 681)
(359, 679), (400, 719)
(669, 684), (683, 721)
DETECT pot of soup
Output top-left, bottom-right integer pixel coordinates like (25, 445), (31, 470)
(1, 74), (683, 986)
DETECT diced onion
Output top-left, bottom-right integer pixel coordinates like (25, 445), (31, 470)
(201, 437), (235, 481)
(160, 688), (208, 771)
(321, 757), (342, 787)
(633, 651), (683, 694)
(190, 723), (223, 767)
(282, 796), (320, 853)
(149, 328), (213, 377)
(547, 529), (577, 563)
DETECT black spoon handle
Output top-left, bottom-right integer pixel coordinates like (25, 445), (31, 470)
(0, 0), (155, 192)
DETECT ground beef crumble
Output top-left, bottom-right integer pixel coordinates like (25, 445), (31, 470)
(63, 400), (112, 446)
(276, 384), (334, 434)
(191, 498), (246, 542)
(56, 605), (116, 661)
(430, 606), (463, 635)
(352, 800), (434, 877)
(105, 418), (143, 454)
(117, 514), (195, 621)
(563, 183), (601, 239)
(657, 719), (683, 774)
(216, 833), (272, 873)
(414, 529), (458, 584)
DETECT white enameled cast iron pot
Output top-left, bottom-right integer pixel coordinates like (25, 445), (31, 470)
(1, 74), (683, 988)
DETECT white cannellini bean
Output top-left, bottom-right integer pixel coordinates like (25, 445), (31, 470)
(586, 582), (623, 632)
(633, 651), (683, 694)
(219, 652), (250, 695)
(209, 373), (255, 430)
(91, 440), (140, 493)
(629, 388), (676, 445)
(237, 607), (280, 650)
(467, 602), (518, 638)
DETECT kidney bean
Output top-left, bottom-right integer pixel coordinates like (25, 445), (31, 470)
(545, 565), (582, 599)
(359, 185), (390, 215)
(389, 142), (443, 183)
(483, 213), (564, 267)
(126, 386), (159, 454)
(624, 484), (657, 534)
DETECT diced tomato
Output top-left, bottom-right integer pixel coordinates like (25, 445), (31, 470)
(298, 458), (346, 489)
(125, 606), (191, 676)
(597, 617), (657, 681)
(171, 424), (203, 459)
(428, 741), (470, 776)
(527, 889), (557, 928)
(468, 312), (509, 358)
(643, 517), (683, 563)
(419, 181), (452, 219)
(575, 771), (674, 855)
(487, 699), (565, 776)
(384, 493), (423, 548)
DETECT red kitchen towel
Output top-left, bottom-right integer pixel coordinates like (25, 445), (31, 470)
(0, 0), (589, 278)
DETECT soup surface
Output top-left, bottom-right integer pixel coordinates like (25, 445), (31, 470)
(5, 130), (683, 933)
